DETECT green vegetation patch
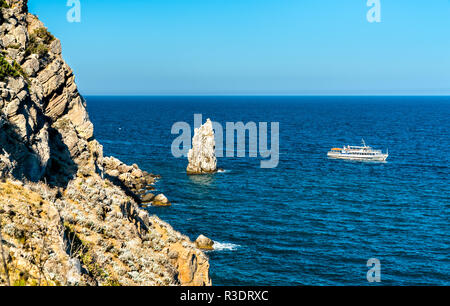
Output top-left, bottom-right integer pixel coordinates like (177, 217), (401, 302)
(34, 28), (55, 44)
(7, 43), (21, 49)
(25, 35), (48, 57)
(0, 54), (29, 83)
(0, 0), (9, 9)
(0, 55), (21, 81)
(24, 28), (55, 57)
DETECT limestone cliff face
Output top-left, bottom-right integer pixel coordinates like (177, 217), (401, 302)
(1, 0), (93, 185)
(0, 0), (211, 286)
(187, 119), (217, 174)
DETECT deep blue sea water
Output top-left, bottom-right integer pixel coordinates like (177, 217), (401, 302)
(87, 96), (449, 285)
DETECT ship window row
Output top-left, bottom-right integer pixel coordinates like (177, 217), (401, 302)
(346, 152), (376, 155)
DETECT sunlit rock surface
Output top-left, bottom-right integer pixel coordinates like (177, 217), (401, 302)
(187, 119), (217, 174)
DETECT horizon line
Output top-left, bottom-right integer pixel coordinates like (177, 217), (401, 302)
(82, 93), (450, 97)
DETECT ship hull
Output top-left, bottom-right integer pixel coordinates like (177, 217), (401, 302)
(327, 152), (388, 161)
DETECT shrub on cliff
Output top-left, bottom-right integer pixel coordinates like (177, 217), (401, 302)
(0, 55), (20, 81)
(24, 28), (54, 57)
(12, 60), (29, 83)
(34, 27), (55, 45)
(0, 55), (29, 83)
(7, 43), (21, 49)
(25, 35), (47, 57)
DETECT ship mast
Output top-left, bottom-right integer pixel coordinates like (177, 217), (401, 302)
(362, 139), (367, 147)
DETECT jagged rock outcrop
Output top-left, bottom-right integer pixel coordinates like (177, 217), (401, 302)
(101, 156), (171, 207)
(187, 119), (217, 174)
(0, 0), (211, 286)
(102, 156), (155, 194)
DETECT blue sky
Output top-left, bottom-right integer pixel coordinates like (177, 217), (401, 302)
(28, 0), (450, 95)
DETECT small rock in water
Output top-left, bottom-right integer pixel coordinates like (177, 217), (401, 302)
(195, 235), (214, 250)
(187, 118), (217, 174)
(152, 193), (171, 206)
(141, 193), (155, 203)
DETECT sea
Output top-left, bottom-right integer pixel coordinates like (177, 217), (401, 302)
(87, 96), (449, 285)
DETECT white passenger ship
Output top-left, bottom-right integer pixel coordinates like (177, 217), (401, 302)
(327, 139), (388, 161)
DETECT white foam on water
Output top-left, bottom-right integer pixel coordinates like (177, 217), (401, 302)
(213, 241), (240, 251)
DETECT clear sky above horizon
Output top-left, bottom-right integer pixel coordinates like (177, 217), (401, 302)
(28, 0), (450, 95)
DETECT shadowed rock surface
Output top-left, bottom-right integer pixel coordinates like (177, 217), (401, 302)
(0, 0), (210, 286)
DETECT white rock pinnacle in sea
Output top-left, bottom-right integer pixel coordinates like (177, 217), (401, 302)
(187, 119), (217, 174)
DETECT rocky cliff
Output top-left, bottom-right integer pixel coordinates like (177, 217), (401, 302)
(0, 0), (210, 286)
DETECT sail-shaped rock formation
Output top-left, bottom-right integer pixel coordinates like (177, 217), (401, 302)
(187, 119), (217, 174)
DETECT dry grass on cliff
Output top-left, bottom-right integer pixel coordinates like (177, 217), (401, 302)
(0, 180), (61, 286)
